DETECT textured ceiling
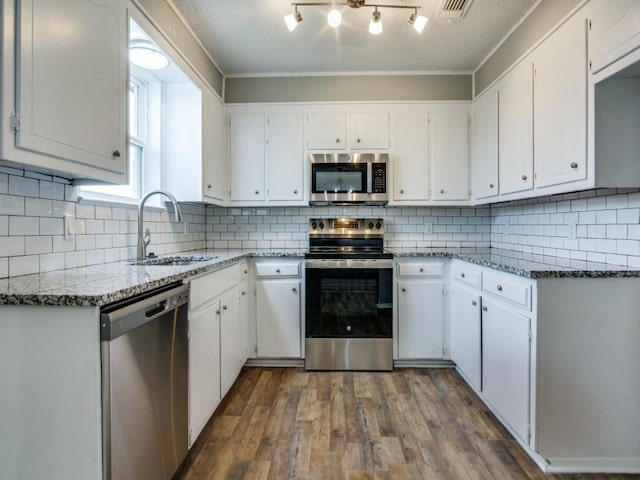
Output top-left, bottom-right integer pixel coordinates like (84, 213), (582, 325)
(169, 0), (537, 76)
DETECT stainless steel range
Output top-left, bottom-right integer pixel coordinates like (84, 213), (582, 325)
(305, 218), (393, 371)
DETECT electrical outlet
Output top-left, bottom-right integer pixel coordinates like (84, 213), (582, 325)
(64, 213), (75, 240)
(568, 218), (578, 239)
(425, 221), (433, 234)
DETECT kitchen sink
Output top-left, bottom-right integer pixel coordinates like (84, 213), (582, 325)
(131, 255), (216, 266)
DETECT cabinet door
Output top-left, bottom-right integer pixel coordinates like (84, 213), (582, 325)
(203, 89), (227, 203)
(188, 302), (221, 446)
(239, 279), (250, 362)
(307, 112), (346, 149)
(397, 279), (444, 359)
(229, 113), (265, 202)
(450, 284), (482, 391)
(534, 13), (588, 189)
(349, 112), (389, 149)
(589, 0), (640, 73)
(482, 298), (531, 443)
(472, 86), (499, 200)
(256, 280), (301, 357)
(16, 0), (127, 178)
(391, 111), (429, 201)
(499, 60), (534, 195)
(220, 289), (242, 397)
(266, 113), (304, 201)
(430, 111), (470, 201)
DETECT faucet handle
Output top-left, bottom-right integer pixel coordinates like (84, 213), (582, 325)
(143, 227), (151, 248)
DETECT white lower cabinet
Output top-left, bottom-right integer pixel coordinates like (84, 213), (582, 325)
(450, 282), (482, 391)
(220, 288), (243, 397)
(481, 297), (532, 442)
(395, 260), (445, 359)
(255, 260), (302, 358)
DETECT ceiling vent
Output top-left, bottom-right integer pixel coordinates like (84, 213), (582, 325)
(436, 0), (476, 19)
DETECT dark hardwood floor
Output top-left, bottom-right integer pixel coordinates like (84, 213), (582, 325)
(177, 367), (639, 480)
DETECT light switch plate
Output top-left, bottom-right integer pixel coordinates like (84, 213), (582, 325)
(64, 213), (75, 240)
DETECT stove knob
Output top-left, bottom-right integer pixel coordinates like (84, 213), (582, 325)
(368, 222), (374, 230)
(319, 222), (325, 229)
(311, 222), (317, 229)
(376, 222), (382, 229)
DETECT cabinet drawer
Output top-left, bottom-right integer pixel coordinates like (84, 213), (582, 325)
(482, 271), (532, 310)
(255, 262), (300, 278)
(451, 262), (482, 288)
(397, 262), (443, 277)
(190, 262), (242, 311)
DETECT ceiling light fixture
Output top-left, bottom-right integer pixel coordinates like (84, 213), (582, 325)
(129, 40), (170, 70)
(369, 8), (382, 35)
(284, 0), (427, 35)
(284, 6), (303, 31)
(409, 9), (428, 33)
(327, 8), (342, 28)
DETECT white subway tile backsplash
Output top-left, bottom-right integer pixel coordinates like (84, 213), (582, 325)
(9, 217), (39, 236)
(9, 256), (39, 276)
(65, 251), (86, 269)
(0, 173), (7, 194)
(0, 194), (25, 216)
(25, 198), (53, 217)
(25, 236), (52, 255)
(40, 253), (65, 273)
(39, 181), (64, 200)
(40, 218), (63, 236)
(0, 216), (7, 236)
(9, 176), (39, 197)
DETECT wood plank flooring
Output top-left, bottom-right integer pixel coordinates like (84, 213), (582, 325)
(176, 368), (639, 480)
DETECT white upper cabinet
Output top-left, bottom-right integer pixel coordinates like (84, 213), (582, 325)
(390, 111), (429, 202)
(588, 0), (640, 74)
(229, 113), (265, 202)
(498, 59), (534, 196)
(430, 111), (470, 201)
(472, 85), (499, 201)
(306, 111), (389, 150)
(202, 89), (227, 204)
(349, 112), (390, 149)
(2, 0), (128, 182)
(533, 13), (588, 189)
(306, 112), (347, 149)
(266, 113), (304, 202)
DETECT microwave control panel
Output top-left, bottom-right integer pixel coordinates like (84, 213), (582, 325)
(372, 163), (387, 193)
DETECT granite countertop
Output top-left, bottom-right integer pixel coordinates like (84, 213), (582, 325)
(0, 249), (305, 307)
(2, 247), (639, 307)
(389, 247), (640, 279)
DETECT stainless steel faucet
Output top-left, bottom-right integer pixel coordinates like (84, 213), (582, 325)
(137, 190), (185, 260)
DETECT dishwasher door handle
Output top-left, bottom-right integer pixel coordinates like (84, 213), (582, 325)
(145, 301), (169, 319)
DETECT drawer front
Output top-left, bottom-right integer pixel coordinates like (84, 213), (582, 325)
(397, 261), (443, 277)
(482, 271), (532, 310)
(451, 262), (482, 288)
(190, 262), (242, 311)
(255, 262), (300, 278)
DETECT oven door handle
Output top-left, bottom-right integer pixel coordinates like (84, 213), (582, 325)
(305, 259), (393, 269)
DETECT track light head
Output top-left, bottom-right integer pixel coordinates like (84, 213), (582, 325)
(409, 10), (428, 34)
(369, 8), (382, 35)
(284, 8), (303, 32)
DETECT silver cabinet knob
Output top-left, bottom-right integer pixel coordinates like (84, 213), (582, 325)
(276, 269), (281, 273)
(216, 310), (221, 315)
(419, 267), (424, 272)
(571, 162), (578, 169)
(440, 189), (445, 194)
(255, 190), (259, 195)
(241, 291), (246, 296)
(489, 184), (494, 188)
(400, 189), (404, 194)
(401, 287), (406, 292)
(207, 184), (212, 189)
(336, 138), (340, 143)
(292, 287), (297, 293)
(294, 190), (298, 194)
(112, 150), (121, 158)
(461, 272), (465, 278)
(482, 305), (488, 312)
(223, 305), (228, 310)
(357, 138), (361, 143)
(472, 300), (477, 306)
(244, 269), (248, 274)
(497, 285), (503, 292)
(346, 325), (352, 331)
(522, 175), (527, 181)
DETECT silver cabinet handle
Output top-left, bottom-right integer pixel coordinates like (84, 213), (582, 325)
(571, 162), (578, 169)
(401, 287), (406, 292)
(522, 175), (527, 181)
(482, 305), (488, 312)
(497, 285), (503, 292)
(461, 272), (465, 278)
(207, 184), (212, 189)
(112, 150), (121, 158)
(489, 183), (494, 188)
(276, 269), (281, 273)
(292, 287), (297, 293)
(472, 300), (477, 306)
(216, 310), (221, 315)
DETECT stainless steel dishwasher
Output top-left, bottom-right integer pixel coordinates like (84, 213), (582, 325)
(100, 283), (189, 480)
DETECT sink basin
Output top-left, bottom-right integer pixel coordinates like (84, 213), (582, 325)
(131, 255), (216, 266)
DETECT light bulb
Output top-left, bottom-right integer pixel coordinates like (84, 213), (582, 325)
(410, 13), (428, 34)
(369, 10), (382, 35)
(284, 11), (302, 32)
(327, 9), (342, 28)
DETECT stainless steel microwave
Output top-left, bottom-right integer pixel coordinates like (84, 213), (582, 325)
(309, 153), (388, 206)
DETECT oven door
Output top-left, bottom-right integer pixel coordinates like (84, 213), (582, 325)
(305, 259), (392, 338)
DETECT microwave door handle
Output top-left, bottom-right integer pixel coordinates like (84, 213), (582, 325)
(367, 162), (372, 194)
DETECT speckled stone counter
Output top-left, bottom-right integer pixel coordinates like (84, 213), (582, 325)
(0, 249), (305, 307)
(389, 247), (640, 278)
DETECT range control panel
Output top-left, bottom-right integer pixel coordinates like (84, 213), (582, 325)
(309, 218), (384, 235)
